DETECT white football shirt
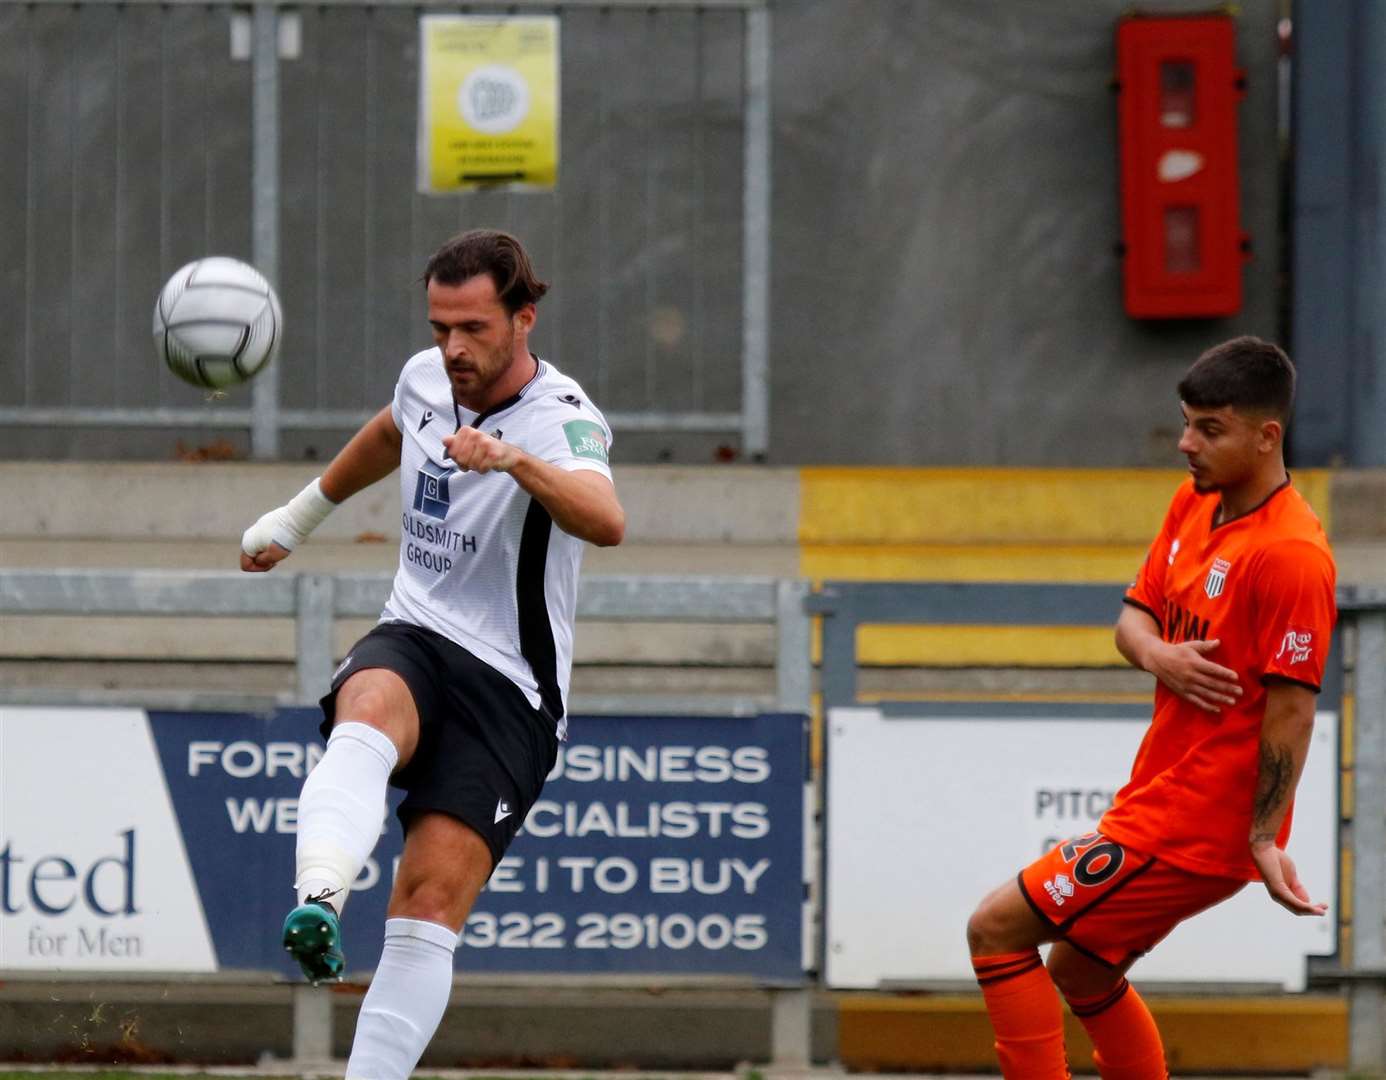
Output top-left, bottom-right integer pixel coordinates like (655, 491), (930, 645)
(381, 349), (614, 739)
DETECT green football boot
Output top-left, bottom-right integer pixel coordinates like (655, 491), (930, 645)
(282, 897), (344, 984)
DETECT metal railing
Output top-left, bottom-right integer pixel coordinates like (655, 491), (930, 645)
(0, 567), (814, 1067)
(11, 572), (1382, 1067)
(0, 0), (772, 459)
(0, 568), (811, 714)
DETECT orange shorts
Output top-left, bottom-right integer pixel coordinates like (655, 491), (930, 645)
(1018, 832), (1245, 968)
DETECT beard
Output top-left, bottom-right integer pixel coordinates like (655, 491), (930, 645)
(447, 325), (516, 404)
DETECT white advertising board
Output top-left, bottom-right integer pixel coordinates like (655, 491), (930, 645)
(0, 707), (216, 972)
(824, 704), (1337, 991)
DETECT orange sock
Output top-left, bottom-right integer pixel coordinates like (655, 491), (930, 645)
(972, 951), (1070, 1079)
(1066, 979), (1166, 1080)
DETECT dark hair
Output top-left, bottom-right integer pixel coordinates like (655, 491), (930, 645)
(1177, 335), (1296, 422)
(422, 229), (549, 313)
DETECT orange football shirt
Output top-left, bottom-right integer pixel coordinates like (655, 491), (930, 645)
(1100, 477), (1337, 880)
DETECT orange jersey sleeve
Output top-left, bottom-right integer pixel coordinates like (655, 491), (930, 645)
(1250, 539), (1337, 692)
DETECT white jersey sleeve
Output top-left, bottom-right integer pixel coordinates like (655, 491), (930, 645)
(523, 391), (615, 479)
(390, 350), (433, 433)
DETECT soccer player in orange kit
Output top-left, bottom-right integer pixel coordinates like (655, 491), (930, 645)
(965, 336), (1338, 1078)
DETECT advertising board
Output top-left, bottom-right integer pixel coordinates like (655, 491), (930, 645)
(824, 703), (1337, 991)
(1, 708), (806, 981)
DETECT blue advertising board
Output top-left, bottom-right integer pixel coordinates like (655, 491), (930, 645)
(143, 709), (807, 981)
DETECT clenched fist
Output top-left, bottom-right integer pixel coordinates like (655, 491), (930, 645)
(442, 428), (522, 473)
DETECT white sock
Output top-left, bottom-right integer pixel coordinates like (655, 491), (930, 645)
(294, 721), (398, 916)
(345, 918), (458, 1080)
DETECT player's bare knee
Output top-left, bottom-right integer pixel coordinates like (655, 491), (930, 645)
(966, 897), (1006, 955)
(334, 672), (416, 757)
(388, 874), (466, 927)
(336, 672), (397, 721)
(1047, 947), (1121, 1000)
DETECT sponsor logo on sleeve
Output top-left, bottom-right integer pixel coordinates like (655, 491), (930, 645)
(563, 419), (609, 464)
(1275, 628), (1314, 665)
(1167, 538), (1181, 566)
(1204, 557), (1231, 599)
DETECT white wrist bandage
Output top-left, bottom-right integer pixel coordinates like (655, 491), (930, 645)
(241, 477), (337, 556)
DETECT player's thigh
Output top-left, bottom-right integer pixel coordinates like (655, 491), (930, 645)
(333, 668), (421, 766)
(968, 876), (1055, 955)
(322, 623), (449, 767)
(387, 811), (493, 931)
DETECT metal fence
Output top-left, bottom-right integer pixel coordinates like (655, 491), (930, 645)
(0, 0), (771, 460)
(0, 567), (814, 1066)
(0, 568), (811, 714)
(8, 571), (1383, 1067)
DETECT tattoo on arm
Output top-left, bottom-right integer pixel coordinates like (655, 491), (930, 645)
(1252, 739), (1295, 829)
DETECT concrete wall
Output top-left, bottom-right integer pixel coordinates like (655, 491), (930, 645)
(0, 0), (1284, 466)
(769, 0), (1284, 466)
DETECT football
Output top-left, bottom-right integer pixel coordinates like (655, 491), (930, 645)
(153, 256), (282, 389)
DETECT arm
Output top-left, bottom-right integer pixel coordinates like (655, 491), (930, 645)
(240, 406), (402, 572)
(1114, 603), (1242, 713)
(442, 427), (625, 547)
(319, 405), (404, 503)
(1249, 680), (1325, 916)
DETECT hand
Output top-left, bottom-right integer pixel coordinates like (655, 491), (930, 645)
(240, 541), (291, 573)
(1250, 840), (1327, 916)
(1145, 638), (1242, 713)
(442, 428), (521, 474)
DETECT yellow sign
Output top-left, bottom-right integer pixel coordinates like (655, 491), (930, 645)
(418, 15), (559, 192)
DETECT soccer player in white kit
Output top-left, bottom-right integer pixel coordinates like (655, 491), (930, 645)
(239, 230), (625, 1079)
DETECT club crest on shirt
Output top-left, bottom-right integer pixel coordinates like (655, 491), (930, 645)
(412, 459), (453, 521)
(1275, 629), (1314, 665)
(1204, 557), (1231, 599)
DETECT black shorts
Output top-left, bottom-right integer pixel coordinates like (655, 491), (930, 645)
(319, 620), (559, 869)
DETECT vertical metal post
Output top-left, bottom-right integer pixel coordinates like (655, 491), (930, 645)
(771, 577), (815, 1070)
(816, 589), (857, 714)
(296, 574), (336, 704)
(251, 3), (281, 460)
(1290, 0), (1355, 464)
(775, 579), (812, 713)
(740, 3), (771, 460)
(770, 988), (812, 1070)
(1350, 608), (1386, 1069)
(291, 983), (334, 1066)
(1354, 6), (1386, 466)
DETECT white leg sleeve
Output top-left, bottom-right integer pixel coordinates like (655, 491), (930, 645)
(345, 918), (458, 1080)
(294, 721), (398, 915)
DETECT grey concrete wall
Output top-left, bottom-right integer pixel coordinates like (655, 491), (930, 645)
(769, 0), (1284, 466)
(0, 462), (801, 542)
(0, 0), (1284, 466)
